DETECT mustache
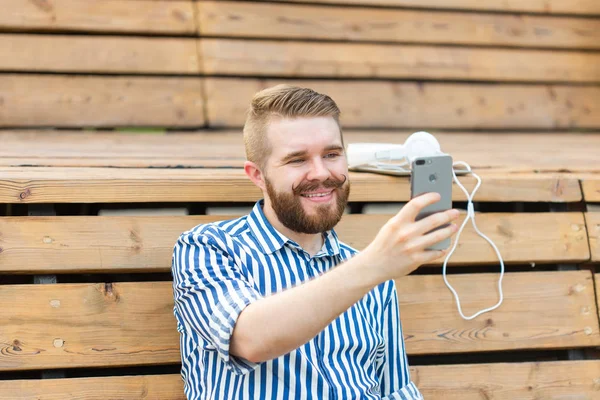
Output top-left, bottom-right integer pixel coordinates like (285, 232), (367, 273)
(292, 174), (348, 195)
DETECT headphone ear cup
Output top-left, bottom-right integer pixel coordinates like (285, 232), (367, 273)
(404, 131), (441, 162)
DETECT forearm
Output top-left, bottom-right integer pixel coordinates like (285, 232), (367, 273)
(230, 250), (382, 363)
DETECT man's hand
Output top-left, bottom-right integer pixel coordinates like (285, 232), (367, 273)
(363, 192), (460, 282)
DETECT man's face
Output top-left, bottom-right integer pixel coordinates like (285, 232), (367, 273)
(263, 116), (350, 234)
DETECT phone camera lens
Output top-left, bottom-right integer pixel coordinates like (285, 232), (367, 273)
(416, 159), (425, 166)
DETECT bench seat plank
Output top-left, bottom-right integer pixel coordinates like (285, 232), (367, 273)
(275, 0), (600, 15)
(588, 213), (600, 262)
(2, 131), (600, 175)
(0, 167), (581, 203)
(0, 271), (597, 370)
(0, 0), (195, 34)
(0, 374), (186, 400)
(582, 177), (600, 202)
(0, 34), (199, 74)
(200, 38), (600, 83)
(0, 212), (588, 274)
(205, 78), (600, 129)
(0, 75), (204, 128)
(198, 1), (600, 49)
(1, 360), (599, 399)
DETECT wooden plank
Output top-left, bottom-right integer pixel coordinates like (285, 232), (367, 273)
(0, 212), (588, 274)
(0, 375), (185, 400)
(586, 213), (600, 262)
(0, 75), (204, 127)
(205, 78), (600, 129)
(2, 131), (600, 174)
(276, 0), (600, 15)
(582, 177), (600, 202)
(2, 360), (599, 399)
(0, 167), (581, 203)
(1, 271), (597, 370)
(337, 212), (589, 265)
(0, 282), (180, 371)
(200, 38), (600, 82)
(198, 1), (600, 49)
(412, 360), (600, 399)
(0, 34), (199, 74)
(399, 270), (599, 354)
(0, 0), (195, 34)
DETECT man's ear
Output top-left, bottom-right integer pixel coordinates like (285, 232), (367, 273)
(244, 160), (267, 191)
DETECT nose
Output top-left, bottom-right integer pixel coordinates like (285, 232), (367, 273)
(306, 157), (331, 182)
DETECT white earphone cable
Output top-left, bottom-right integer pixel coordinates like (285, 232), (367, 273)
(442, 161), (505, 320)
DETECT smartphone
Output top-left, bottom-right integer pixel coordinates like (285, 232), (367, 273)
(409, 154), (453, 250)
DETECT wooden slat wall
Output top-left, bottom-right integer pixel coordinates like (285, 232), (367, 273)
(197, 1), (600, 48)
(0, 167), (582, 203)
(1, 271), (597, 370)
(587, 213), (600, 262)
(275, 0), (600, 15)
(1, 131), (600, 174)
(3, 361), (600, 400)
(1, 1), (600, 398)
(0, 0), (196, 34)
(204, 78), (600, 129)
(0, 213), (589, 274)
(0, 75), (205, 127)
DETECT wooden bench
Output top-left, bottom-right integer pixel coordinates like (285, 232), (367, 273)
(1, 0), (600, 399)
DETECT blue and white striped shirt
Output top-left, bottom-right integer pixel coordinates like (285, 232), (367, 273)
(172, 200), (422, 399)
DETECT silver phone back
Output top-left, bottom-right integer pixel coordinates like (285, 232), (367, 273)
(410, 154), (453, 250)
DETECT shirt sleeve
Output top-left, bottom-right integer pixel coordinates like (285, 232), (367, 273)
(171, 228), (263, 375)
(377, 280), (418, 399)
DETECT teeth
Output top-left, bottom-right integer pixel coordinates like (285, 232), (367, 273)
(303, 192), (331, 198)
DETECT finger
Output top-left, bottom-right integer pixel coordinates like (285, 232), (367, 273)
(414, 247), (450, 265)
(410, 208), (460, 238)
(396, 192), (441, 223)
(406, 223), (457, 253)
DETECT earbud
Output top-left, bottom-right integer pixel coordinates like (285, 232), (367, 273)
(404, 131), (441, 162)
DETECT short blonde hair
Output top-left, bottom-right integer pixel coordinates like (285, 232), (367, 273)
(243, 84), (342, 170)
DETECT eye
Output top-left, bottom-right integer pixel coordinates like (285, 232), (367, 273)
(288, 159), (304, 164)
(325, 152), (340, 159)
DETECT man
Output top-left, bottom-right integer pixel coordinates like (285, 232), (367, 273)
(172, 85), (459, 399)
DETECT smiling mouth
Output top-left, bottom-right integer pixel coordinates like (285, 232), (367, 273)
(300, 190), (333, 198)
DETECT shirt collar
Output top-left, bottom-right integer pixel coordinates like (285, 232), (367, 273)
(247, 200), (341, 257)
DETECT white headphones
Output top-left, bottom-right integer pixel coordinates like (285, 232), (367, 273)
(347, 131), (505, 320)
(347, 131), (443, 174)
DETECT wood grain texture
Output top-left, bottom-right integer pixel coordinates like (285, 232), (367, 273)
(0, 375), (186, 400)
(0, 75), (205, 127)
(0, 167), (581, 203)
(0, 0), (195, 34)
(412, 360), (600, 399)
(200, 38), (600, 82)
(205, 78), (600, 129)
(582, 177), (600, 202)
(336, 212), (589, 264)
(398, 270), (599, 354)
(275, 0), (600, 15)
(0, 282), (180, 371)
(2, 361), (599, 399)
(198, 1), (600, 49)
(0, 34), (200, 74)
(1, 271), (597, 370)
(0, 212), (588, 274)
(2, 131), (600, 174)
(586, 213), (600, 262)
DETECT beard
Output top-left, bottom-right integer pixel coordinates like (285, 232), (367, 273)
(265, 174), (350, 234)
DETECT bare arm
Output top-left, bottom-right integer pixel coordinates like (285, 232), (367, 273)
(230, 192), (460, 363)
